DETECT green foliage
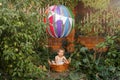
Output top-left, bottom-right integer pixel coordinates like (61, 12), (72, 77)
(0, 5), (46, 80)
(0, 0), (120, 80)
(77, 0), (120, 36)
(82, 0), (110, 10)
(70, 37), (120, 80)
(1, 0), (78, 11)
(0, 0), (78, 79)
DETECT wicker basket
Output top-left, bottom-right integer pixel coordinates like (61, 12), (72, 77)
(50, 63), (69, 72)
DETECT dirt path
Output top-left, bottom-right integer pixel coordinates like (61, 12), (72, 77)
(46, 71), (70, 80)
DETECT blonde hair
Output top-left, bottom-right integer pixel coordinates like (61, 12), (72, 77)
(57, 48), (65, 53)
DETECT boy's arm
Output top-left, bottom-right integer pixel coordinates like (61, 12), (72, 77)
(63, 56), (67, 61)
(63, 56), (69, 64)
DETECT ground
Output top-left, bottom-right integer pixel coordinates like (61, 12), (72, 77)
(46, 71), (70, 80)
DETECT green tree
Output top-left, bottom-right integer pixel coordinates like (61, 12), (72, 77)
(0, 0), (78, 79)
(0, 0), (47, 79)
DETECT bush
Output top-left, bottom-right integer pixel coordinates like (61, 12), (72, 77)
(0, 8), (46, 80)
(70, 36), (120, 80)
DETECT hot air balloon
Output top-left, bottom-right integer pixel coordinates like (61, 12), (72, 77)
(45, 5), (74, 38)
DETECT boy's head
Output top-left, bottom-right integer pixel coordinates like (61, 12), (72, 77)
(57, 48), (65, 57)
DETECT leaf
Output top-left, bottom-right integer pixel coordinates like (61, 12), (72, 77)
(83, 58), (88, 63)
(12, 55), (16, 60)
(109, 66), (116, 73)
(80, 47), (88, 53)
(4, 56), (9, 60)
(12, 72), (17, 76)
(17, 72), (21, 77)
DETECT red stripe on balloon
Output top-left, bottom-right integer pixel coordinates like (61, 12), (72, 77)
(48, 16), (55, 37)
(49, 16), (53, 24)
(49, 24), (55, 37)
(48, 5), (58, 38)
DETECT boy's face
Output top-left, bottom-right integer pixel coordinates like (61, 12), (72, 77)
(58, 50), (64, 57)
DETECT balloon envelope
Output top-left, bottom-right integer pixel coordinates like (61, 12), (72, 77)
(46, 5), (74, 38)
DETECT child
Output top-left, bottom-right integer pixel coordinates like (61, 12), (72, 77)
(48, 48), (69, 65)
(55, 48), (69, 65)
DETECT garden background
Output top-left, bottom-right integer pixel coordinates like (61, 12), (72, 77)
(0, 0), (120, 80)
